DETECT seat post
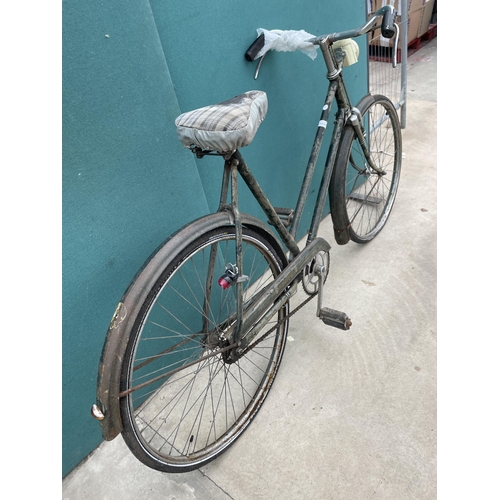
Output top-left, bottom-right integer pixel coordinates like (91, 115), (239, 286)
(217, 157), (232, 211)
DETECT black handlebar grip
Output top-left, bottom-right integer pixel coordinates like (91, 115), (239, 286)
(245, 33), (265, 61)
(381, 8), (396, 38)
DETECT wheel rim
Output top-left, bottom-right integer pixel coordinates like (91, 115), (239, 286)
(122, 229), (288, 470)
(345, 100), (401, 240)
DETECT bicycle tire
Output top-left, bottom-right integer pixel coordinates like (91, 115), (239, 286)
(329, 94), (402, 243)
(119, 225), (289, 472)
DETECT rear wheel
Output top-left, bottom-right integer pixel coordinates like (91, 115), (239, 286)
(330, 94), (402, 243)
(119, 225), (289, 472)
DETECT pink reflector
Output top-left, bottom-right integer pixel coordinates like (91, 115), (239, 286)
(218, 277), (230, 289)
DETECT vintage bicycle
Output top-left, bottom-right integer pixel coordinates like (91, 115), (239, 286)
(91, 5), (402, 473)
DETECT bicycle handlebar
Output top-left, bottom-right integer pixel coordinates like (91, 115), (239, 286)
(245, 33), (266, 62)
(381, 5), (397, 38)
(308, 5), (396, 46)
(245, 5), (397, 62)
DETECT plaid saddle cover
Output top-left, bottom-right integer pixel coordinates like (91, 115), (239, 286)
(175, 90), (268, 153)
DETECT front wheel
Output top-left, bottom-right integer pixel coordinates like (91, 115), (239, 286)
(330, 94), (402, 243)
(119, 225), (289, 473)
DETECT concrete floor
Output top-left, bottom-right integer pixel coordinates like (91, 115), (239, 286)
(63, 38), (437, 500)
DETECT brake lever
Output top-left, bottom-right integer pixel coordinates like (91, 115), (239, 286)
(254, 53), (267, 80)
(392, 22), (400, 68)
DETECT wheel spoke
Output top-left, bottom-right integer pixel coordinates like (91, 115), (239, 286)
(338, 97), (401, 242)
(120, 227), (289, 472)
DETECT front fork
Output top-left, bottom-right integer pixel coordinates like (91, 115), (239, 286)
(349, 107), (385, 175)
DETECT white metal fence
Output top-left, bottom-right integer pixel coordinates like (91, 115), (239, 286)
(367, 1), (408, 128)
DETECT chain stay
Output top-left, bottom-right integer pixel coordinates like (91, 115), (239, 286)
(239, 292), (316, 356)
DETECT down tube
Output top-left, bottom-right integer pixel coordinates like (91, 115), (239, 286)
(289, 80), (338, 241)
(307, 107), (346, 244)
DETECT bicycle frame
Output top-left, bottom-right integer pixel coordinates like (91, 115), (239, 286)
(92, 5), (398, 440)
(211, 39), (371, 353)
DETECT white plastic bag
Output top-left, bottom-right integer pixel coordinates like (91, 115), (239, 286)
(255, 28), (318, 60)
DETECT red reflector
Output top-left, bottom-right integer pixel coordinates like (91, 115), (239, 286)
(218, 277), (231, 289)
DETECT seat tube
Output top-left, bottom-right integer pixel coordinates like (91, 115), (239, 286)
(230, 158), (244, 339)
(217, 158), (231, 211)
(203, 160), (232, 333)
(204, 157), (244, 337)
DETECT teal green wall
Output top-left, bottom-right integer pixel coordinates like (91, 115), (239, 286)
(62, 0), (368, 477)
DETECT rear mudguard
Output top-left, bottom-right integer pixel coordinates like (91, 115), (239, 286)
(93, 211), (286, 441)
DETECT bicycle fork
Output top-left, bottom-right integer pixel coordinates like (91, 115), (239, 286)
(349, 107), (385, 176)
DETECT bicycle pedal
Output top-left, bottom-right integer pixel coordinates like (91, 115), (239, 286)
(318, 307), (352, 331)
(267, 207), (294, 228)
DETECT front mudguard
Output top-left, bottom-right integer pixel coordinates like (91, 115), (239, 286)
(93, 211), (285, 441)
(328, 93), (378, 246)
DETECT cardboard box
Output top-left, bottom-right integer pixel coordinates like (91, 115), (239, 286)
(418, 0), (436, 36)
(408, 6), (422, 42)
(373, 0), (425, 16)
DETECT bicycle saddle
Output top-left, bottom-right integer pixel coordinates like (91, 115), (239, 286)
(175, 90), (268, 153)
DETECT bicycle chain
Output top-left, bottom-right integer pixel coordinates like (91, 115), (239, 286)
(239, 292), (317, 356)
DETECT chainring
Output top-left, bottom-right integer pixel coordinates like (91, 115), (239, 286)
(301, 250), (330, 295)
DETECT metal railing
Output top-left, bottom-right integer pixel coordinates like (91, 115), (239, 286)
(368, 1), (408, 128)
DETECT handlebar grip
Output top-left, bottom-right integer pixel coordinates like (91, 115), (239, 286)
(381, 8), (396, 38)
(245, 33), (265, 61)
